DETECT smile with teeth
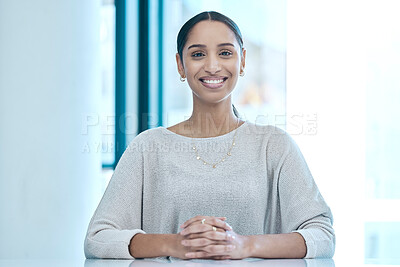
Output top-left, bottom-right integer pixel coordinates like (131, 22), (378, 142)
(199, 77), (227, 89)
(202, 79), (224, 84)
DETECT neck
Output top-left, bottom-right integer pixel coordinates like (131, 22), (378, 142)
(187, 99), (240, 138)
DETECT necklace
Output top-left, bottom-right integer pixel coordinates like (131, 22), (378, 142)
(190, 118), (240, 168)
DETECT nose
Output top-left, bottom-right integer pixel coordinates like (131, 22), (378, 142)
(204, 54), (221, 74)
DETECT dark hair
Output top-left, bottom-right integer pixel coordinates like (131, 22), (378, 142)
(177, 11), (243, 62)
(177, 11), (243, 118)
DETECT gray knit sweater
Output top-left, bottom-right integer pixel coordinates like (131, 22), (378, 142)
(84, 121), (335, 260)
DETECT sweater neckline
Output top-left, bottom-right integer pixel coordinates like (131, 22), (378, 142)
(160, 120), (248, 141)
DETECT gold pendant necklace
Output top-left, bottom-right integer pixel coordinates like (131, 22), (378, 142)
(190, 118), (239, 168)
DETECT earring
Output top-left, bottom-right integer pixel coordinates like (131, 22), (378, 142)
(180, 76), (186, 82)
(240, 71), (245, 77)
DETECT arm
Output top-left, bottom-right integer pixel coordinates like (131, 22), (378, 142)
(84, 139), (146, 259)
(270, 128), (335, 258)
(129, 233), (178, 258)
(246, 233), (306, 258)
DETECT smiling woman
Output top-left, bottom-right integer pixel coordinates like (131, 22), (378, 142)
(84, 11), (335, 261)
(173, 19), (245, 137)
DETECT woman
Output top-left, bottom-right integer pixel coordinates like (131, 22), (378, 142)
(84, 11), (335, 260)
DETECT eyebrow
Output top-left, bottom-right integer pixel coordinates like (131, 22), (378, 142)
(187, 43), (235, 50)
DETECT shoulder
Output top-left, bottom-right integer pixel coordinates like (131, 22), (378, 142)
(245, 122), (293, 145)
(126, 127), (166, 149)
(244, 122), (299, 159)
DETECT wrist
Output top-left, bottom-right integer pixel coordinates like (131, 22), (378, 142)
(164, 234), (181, 257)
(244, 235), (256, 258)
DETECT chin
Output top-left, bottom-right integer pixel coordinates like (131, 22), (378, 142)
(196, 91), (233, 105)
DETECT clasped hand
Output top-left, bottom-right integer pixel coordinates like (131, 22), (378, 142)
(178, 215), (249, 260)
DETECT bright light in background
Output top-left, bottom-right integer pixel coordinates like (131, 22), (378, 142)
(288, 0), (400, 265)
(363, 0), (400, 264)
(288, 2), (365, 265)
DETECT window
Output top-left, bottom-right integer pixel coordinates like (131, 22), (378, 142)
(364, 2), (400, 263)
(100, 0), (116, 167)
(287, 1), (400, 264)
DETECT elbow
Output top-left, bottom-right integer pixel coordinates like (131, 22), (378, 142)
(324, 229), (336, 258)
(295, 215), (336, 258)
(83, 228), (143, 259)
(306, 228), (335, 258)
(318, 223), (336, 258)
(84, 236), (101, 259)
(295, 223), (336, 258)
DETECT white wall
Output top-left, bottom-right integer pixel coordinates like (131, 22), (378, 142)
(0, 0), (103, 259)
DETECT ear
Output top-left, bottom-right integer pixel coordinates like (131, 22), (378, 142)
(176, 53), (186, 78)
(240, 48), (246, 75)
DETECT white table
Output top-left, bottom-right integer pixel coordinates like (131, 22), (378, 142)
(0, 258), (335, 267)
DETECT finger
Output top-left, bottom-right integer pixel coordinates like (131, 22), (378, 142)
(203, 254), (231, 260)
(205, 217), (233, 231)
(186, 230), (232, 242)
(180, 216), (226, 228)
(181, 222), (232, 236)
(185, 225), (225, 235)
(182, 217), (232, 232)
(182, 234), (230, 247)
(185, 251), (229, 259)
(181, 222), (230, 236)
(185, 251), (210, 259)
(180, 215), (206, 229)
(185, 244), (235, 258)
(211, 255), (231, 260)
(202, 244), (236, 254)
(181, 237), (214, 247)
(180, 223), (210, 235)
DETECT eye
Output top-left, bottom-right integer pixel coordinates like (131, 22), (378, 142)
(220, 50), (232, 56)
(191, 52), (205, 58)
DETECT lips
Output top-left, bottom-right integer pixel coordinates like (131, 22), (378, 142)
(199, 76), (228, 89)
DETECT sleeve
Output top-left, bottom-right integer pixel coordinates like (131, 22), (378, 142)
(269, 128), (336, 258)
(84, 137), (146, 259)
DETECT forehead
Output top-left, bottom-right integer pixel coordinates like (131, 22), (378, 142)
(185, 20), (238, 48)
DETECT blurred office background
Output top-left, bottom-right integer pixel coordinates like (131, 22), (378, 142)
(0, 0), (399, 265)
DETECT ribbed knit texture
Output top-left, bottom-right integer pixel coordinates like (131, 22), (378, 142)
(84, 121), (335, 260)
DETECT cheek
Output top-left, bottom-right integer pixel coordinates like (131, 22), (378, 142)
(185, 62), (202, 78)
(227, 63), (240, 76)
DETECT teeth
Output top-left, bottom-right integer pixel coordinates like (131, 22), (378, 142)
(202, 79), (224, 84)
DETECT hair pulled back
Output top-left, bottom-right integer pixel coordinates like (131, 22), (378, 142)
(177, 11), (243, 62)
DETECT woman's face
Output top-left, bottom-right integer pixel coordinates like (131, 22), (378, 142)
(176, 20), (246, 105)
